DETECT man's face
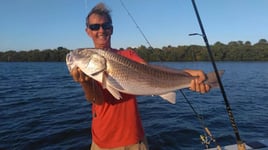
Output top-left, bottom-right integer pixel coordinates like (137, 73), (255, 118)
(86, 14), (113, 49)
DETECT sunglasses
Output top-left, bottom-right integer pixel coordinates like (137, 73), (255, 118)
(88, 23), (113, 31)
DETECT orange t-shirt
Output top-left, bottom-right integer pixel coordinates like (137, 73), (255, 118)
(91, 49), (145, 148)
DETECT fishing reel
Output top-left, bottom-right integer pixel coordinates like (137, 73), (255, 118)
(200, 127), (221, 150)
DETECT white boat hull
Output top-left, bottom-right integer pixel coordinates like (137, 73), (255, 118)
(207, 139), (268, 150)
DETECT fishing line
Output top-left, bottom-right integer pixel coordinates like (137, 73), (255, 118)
(190, 0), (245, 149)
(179, 90), (204, 126)
(119, 0), (153, 48)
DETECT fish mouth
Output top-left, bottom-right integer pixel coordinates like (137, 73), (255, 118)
(66, 53), (74, 71)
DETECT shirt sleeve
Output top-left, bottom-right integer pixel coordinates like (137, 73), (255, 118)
(118, 49), (147, 64)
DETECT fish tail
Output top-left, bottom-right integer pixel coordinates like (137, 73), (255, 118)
(205, 70), (225, 88)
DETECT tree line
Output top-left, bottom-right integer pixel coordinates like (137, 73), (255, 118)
(1, 39), (268, 62)
(0, 47), (69, 62)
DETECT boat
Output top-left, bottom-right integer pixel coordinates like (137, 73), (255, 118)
(207, 139), (268, 150)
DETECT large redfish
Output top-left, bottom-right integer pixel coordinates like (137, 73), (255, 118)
(66, 48), (223, 104)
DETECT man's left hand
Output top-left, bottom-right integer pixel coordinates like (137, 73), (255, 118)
(185, 69), (210, 93)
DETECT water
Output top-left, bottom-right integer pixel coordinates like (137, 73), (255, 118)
(0, 62), (267, 150)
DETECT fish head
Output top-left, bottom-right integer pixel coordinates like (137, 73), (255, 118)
(85, 53), (106, 76)
(67, 48), (107, 75)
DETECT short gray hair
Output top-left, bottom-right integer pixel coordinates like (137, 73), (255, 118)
(86, 2), (112, 26)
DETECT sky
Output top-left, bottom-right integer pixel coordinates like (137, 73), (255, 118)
(1, 0), (268, 51)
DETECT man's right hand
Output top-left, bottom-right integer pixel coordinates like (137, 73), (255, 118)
(71, 67), (90, 83)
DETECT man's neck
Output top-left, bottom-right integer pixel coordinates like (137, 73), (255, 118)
(95, 45), (117, 52)
(95, 43), (111, 49)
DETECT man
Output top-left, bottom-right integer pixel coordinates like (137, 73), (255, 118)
(71, 2), (210, 150)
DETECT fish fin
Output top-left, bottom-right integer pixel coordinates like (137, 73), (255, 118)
(105, 75), (124, 91)
(159, 92), (176, 104)
(205, 70), (225, 88)
(101, 72), (107, 89)
(106, 85), (122, 100)
(101, 72), (123, 100)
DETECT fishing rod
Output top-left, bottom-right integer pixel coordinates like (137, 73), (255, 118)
(190, 0), (246, 149)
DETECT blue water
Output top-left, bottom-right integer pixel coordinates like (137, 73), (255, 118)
(0, 62), (267, 150)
